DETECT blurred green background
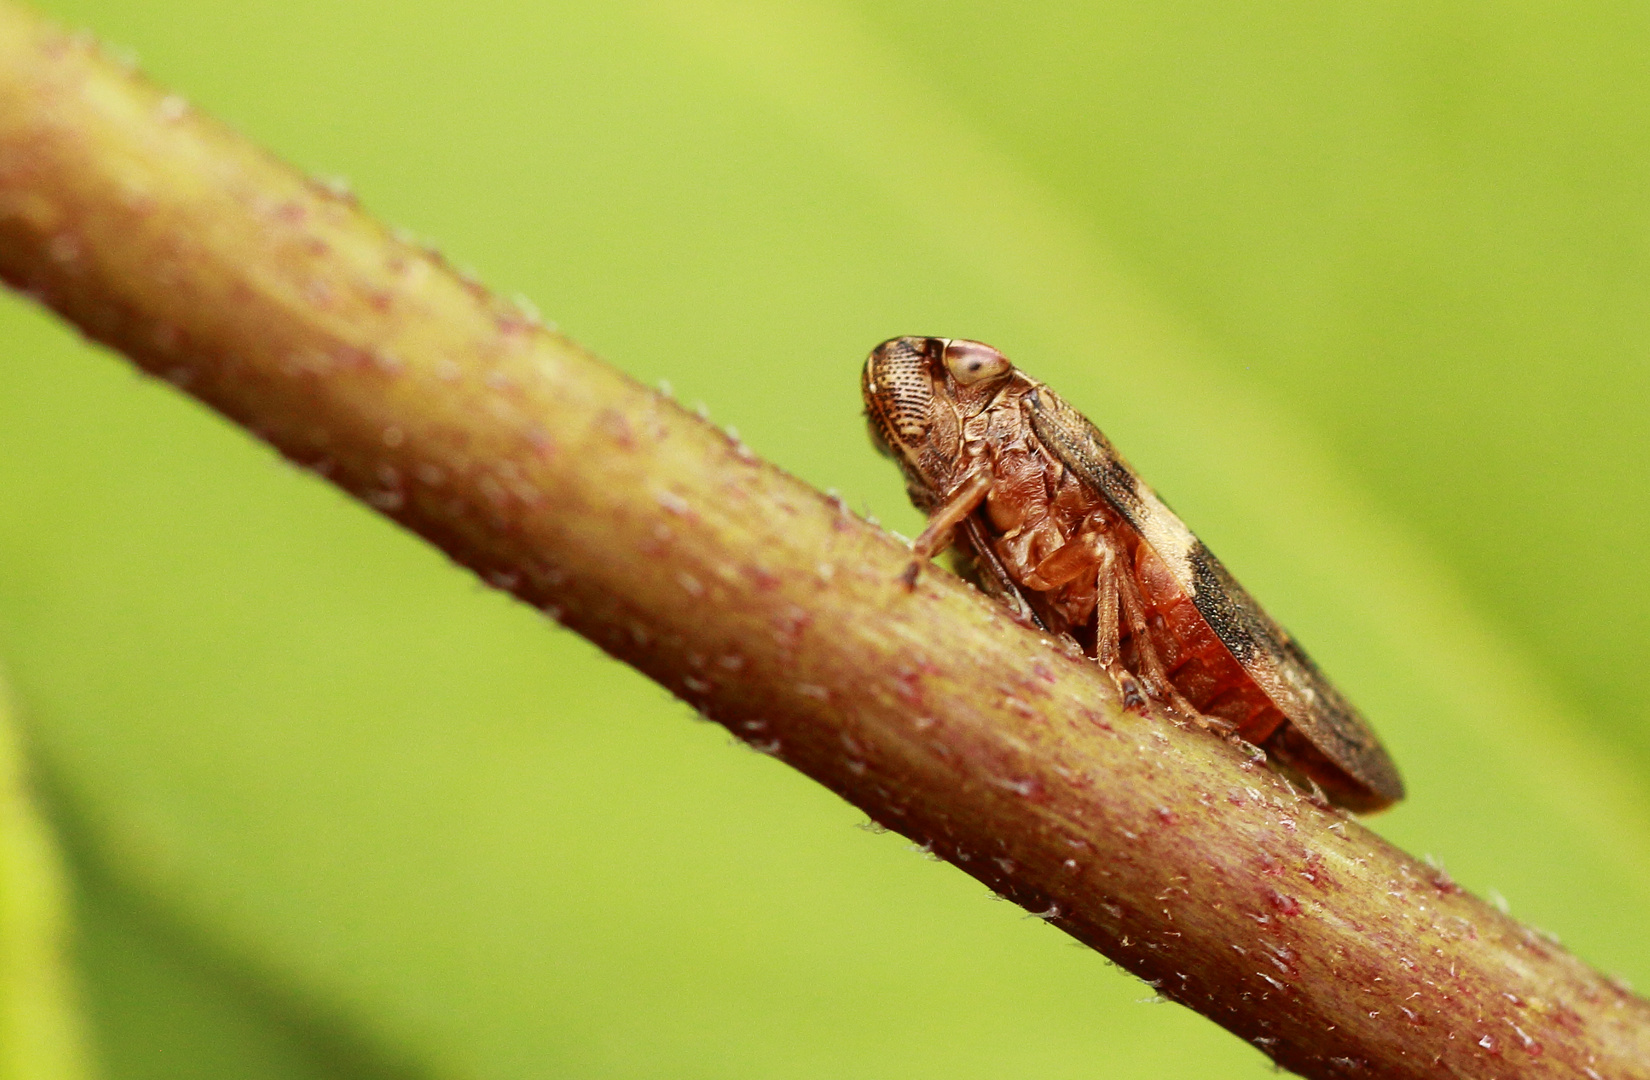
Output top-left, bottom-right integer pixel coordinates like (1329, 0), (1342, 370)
(2, 0), (1649, 1076)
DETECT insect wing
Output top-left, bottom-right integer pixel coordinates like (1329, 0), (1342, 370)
(1026, 386), (1404, 811)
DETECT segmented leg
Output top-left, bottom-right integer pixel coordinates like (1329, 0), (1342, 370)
(959, 517), (1048, 631)
(1091, 536), (1146, 710)
(901, 468), (994, 588)
(1114, 562), (1232, 733)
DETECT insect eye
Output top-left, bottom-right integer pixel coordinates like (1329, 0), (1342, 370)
(943, 340), (1012, 386)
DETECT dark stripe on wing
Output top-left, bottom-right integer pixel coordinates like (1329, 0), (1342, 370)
(1026, 386), (1142, 520)
(1186, 541), (1404, 808)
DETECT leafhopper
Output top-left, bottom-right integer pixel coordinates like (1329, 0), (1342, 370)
(863, 337), (1403, 812)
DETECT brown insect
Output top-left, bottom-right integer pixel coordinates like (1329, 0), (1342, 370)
(862, 336), (1403, 812)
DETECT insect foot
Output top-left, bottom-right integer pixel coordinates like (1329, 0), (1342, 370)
(1193, 713), (1237, 735)
(1111, 669), (1147, 713)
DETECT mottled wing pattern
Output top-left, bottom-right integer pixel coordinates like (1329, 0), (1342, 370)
(1026, 385), (1403, 808)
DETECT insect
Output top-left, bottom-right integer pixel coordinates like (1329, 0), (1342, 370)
(862, 336), (1403, 812)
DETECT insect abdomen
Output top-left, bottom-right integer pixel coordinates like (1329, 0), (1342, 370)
(1131, 541), (1287, 745)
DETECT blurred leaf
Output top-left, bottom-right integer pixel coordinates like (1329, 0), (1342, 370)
(2, 1), (1649, 1078)
(0, 675), (93, 1080)
(64, 810), (433, 1080)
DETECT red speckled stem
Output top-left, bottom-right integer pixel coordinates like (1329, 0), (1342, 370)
(1, 5), (1646, 1077)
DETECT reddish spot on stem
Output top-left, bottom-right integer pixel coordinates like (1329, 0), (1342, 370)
(893, 668), (925, 707)
(598, 408), (635, 449)
(525, 423), (555, 458)
(771, 605), (811, 650)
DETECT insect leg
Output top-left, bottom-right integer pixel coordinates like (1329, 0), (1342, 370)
(1023, 521), (1109, 591)
(959, 517), (1049, 632)
(1115, 563), (1233, 733)
(901, 467), (993, 588)
(1092, 537), (1147, 710)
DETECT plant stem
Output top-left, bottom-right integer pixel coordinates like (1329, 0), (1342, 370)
(0, 4), (1645, 1076)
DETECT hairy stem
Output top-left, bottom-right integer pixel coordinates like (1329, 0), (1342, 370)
(0, 5), (1645, 1076)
